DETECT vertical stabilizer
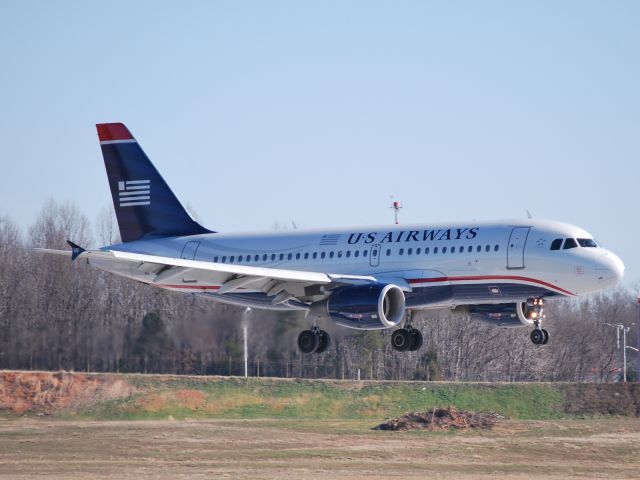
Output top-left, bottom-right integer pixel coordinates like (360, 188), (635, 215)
(97, 123), (211, 242)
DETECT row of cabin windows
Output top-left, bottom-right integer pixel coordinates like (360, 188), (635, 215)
(212, 244), (500, 264)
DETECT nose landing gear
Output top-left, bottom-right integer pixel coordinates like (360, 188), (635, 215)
(525, 297), (549, 345)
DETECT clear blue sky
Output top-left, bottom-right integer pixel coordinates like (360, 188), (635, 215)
(1, 1), (639, 283)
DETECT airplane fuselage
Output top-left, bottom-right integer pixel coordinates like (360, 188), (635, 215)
(94, 218), (624, 314)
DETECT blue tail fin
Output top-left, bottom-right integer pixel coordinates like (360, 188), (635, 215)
(97, 123), (211, 243)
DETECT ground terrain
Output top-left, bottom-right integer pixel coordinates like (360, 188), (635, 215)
(0, 371), (639, 479)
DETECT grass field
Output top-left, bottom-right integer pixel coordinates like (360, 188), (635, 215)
(1, 372), (639, 479)
(1, 417), (639, 479)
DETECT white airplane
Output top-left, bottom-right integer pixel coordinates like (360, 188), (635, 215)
(38, 123), (625, 353)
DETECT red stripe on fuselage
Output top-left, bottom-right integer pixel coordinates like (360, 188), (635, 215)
(407, 275), (574, 296)
(157, 275), (574, 296)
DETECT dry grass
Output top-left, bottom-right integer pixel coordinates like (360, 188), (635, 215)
(0, 417), (639, 479)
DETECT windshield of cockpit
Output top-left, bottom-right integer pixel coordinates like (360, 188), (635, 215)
(549, 238), (598, 250)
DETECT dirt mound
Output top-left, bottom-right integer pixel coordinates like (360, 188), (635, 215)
(0, 371), (136, 415)
(375, 406), (504, 431)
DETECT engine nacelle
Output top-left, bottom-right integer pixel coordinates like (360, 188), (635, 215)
(314, 283), (406, 330)
(466, 302), (535, 328)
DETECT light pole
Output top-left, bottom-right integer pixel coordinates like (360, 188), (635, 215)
(604, 323), (631, 382)
(243, 307), (251, 378)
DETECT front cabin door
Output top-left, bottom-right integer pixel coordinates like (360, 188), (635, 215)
(507, 227), (530, 269)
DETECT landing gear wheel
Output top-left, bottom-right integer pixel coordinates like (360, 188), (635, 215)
(409, 329), (423, 351)
(391, 329), (412, 352)
(530, 329), (545, 345)
(315, 330), (331, 354)
(298, 330), (319, 354)
(541, 328), (549, 345)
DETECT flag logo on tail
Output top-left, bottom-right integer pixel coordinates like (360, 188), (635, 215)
(118, 180), (151, 207)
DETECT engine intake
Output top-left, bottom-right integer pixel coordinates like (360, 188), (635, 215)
(315, 283), (406, 330)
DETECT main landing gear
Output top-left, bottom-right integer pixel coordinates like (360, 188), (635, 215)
(297, 326), (331, 354)
(526, 297), (549, 345)
(391, 311), (424, 352)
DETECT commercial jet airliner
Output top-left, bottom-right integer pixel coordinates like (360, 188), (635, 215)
(37, 123), (625, 353)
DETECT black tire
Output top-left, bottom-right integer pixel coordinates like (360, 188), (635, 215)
(315, 330), (331, 354)
(391, 329), (411, 352)
(298, 330), (319, 354)
(541, 328), (549, 345)
(409, 329), (423, 351)
(530, 329), (544, 345)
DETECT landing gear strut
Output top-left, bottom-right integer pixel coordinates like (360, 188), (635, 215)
(526, 297), (549, 345)
(391, 311), (424, 352)
(297, 326), (331, 354)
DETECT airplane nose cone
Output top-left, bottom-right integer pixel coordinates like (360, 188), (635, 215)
(595, 251), (625, 287)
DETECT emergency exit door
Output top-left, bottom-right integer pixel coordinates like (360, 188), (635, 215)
(507, 227), (530, 269)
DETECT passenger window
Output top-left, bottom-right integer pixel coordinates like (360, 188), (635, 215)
(222, 256), (227, 263)
(321, 252), (326, 259)
(363, 250), (368, 257)
(476, 245), (481, 253)
(485, 245), (490, 252)
(346, 251), (351, 258)
(408, 248), (413, 255)
(468, 246), (472, 253)
(288, 253), (293, 260)
(550, 239), (562, 250)
(262, 254), (267, 261)
(451, 247), (455, 254)
(313, 252), (318, 259)
(459, 246), (464, 253)
(304, 252), (309, 259)
(329, 251), (334, 259)
(434, 247), (438, 254)
(443, 247), (447, 254)
(279, 253), (284, 260)
(563, 238), (578, 249)
(296, 253), (300, 260)
(425, 248), (429, 254)
(399, 248), (404, 255)
(214, 256), (219, 262)
(238, 255), (243, 262)
(229, 256), (234, 263)
(416, 248), (421, 255)
(354, 250), (359, 258)
(494, 245), (499, 252)
(337, 251), (342, 258)
(386, 249), (391, 256)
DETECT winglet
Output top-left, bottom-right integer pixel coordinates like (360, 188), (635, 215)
(66, 241), (86, 261)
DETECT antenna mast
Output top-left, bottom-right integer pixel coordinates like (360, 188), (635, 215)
(390, 196), (402, 225)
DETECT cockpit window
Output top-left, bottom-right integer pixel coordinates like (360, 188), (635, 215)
(563, 238), (578, 249)
(550, 239), (562, 250)
(578, 238), (598, 248)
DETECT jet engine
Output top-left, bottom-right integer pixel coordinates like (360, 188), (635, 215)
(465, 302), (537, 328)
(312, 283), (406, 330)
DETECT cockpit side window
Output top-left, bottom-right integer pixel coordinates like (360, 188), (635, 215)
(550, 239), (562, 250)
(563, 238), (578, 249)
(578, 238), (598, 248)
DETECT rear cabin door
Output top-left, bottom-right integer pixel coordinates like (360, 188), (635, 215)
(507, 227), (530, 269)
(369, 244), (381, 267)
(181, 241), (200, 260)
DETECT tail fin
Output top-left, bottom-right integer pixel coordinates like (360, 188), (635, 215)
(97, 123), (211, 243)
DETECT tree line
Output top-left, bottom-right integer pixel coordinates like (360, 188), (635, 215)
(0, 199), (638, 382)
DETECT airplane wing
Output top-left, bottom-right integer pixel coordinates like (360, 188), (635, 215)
(34, 247), (379, 306)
